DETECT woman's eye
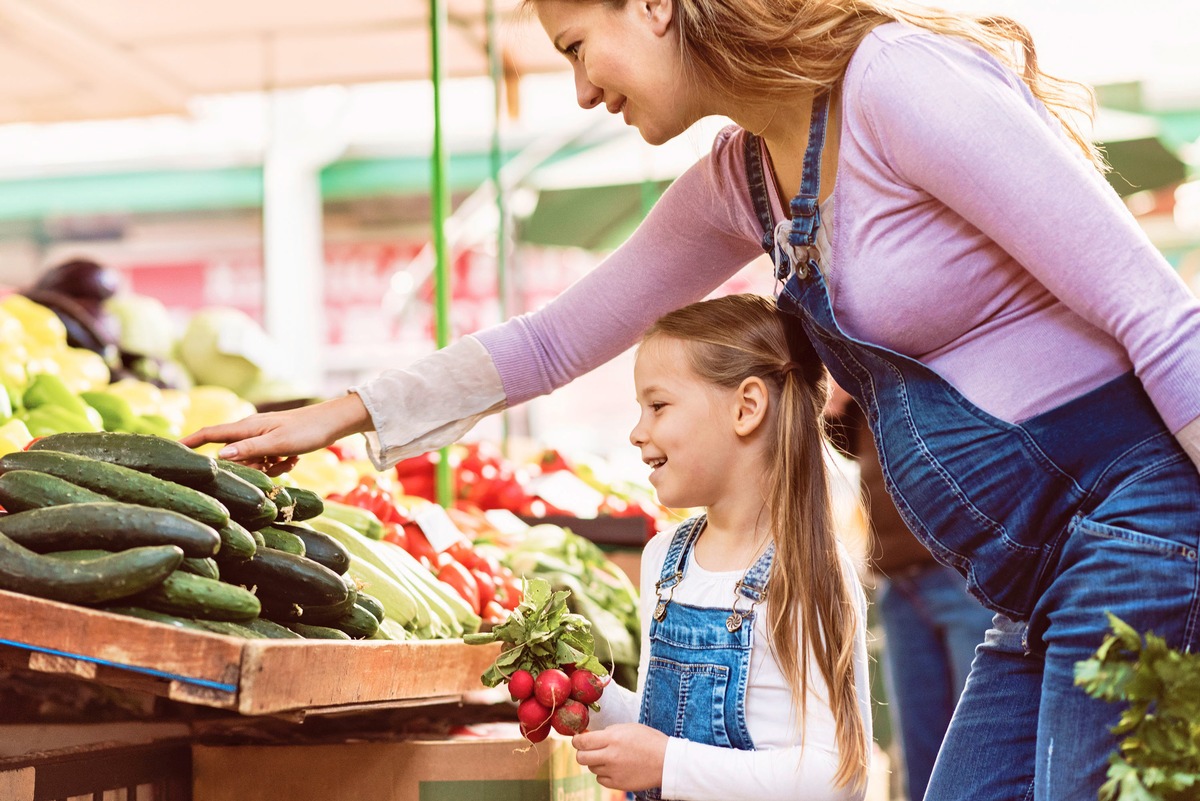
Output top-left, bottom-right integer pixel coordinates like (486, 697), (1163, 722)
(650, 402), (666, 412)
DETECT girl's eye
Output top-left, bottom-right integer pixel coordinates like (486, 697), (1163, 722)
(650, 402), (666, 412)
(565, 42), (580, 59)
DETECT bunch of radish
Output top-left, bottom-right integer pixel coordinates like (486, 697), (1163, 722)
(509, 663), (605, 741)
(466, 577), (610, 743)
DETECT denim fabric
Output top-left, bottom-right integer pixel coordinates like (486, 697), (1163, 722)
(637, 516), (774, 801)
(745, 94), (1200, 800)
(877, 563), (993, 801)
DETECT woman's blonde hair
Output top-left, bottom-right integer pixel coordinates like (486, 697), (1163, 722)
(643, 294), (867, 791)
(534, 0), (1103, 169)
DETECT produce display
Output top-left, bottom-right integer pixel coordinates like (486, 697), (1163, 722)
(466, 577), (610, 742)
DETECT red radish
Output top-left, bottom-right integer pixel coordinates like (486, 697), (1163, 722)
(551, 700), (590, 736)
(570, 669), (604, 705)
(508, 669), (535, 701)
(521, 719), (552, 743)
(534, 668), (572, 709)
(517, 697), (553, 732)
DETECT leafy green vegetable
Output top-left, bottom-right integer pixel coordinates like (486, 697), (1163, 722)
(1074, 612), (1200, 800)
(464, 577), (609, 687)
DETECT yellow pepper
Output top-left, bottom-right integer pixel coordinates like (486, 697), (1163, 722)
(0, 418), (33, 456)
(1, 295), (67, 349)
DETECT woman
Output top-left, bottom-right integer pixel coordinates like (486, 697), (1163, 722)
(186, 2), (1200, 798)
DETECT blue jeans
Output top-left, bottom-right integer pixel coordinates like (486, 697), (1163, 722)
(877, 563), (993, 801)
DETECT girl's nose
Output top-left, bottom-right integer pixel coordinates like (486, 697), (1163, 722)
(574, 65), (602, 110)
(629, 419), (646, 447)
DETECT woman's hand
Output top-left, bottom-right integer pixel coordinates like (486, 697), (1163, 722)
(180, 393), (371, 475)
(572, 724), (668, 792)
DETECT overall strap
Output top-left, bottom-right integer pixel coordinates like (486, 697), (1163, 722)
(742, 94), (831, 280)
(655, 515), (707, 592)
(736, 543), (776, 603)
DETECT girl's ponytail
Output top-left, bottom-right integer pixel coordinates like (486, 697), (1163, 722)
(643, 295), (867, 790)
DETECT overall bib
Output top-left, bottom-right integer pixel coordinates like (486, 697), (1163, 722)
(637, 515), (773, 801)
(744, 94), (1200, 800)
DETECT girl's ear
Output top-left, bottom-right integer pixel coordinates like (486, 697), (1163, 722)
(643, 0), (674, 37)
(732, 376), (770, 437)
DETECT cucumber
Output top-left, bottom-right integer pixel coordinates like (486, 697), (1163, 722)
(0, 451), (229, 528)
(193, 619), (266, 639)
(0, 537), (183, 605)
(256, 596), (305, 623)
(243, 617), (304, 639)
(29, 432), (218, 484)
(103, 605), (212, 632)
(215, 460), (276, 495)
(0, 470), (109, 512)
(355, 592), (385, 623)
(272, 523), (350, 575)
(217, 548), (351, 607)
(268, 577), (358, 626)
(0, 502), (221, 558)
(284, 487), (323, 521)
(257, 526), (306, 556)
(332, 604), (381, 639)
(288, 622), (351, 640)
(194, 467), (276, 529)
(251, 528), (266, 547)
(215, 521), (258, 561)
(132, 571), (261, 621)
(180, 557), (220, 581)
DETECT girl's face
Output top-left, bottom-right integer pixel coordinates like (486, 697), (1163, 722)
(535, 0), (702, 145)
(630, 337), (747, 509)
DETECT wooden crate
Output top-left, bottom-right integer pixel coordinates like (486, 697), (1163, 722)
(0, 589), (500, 717)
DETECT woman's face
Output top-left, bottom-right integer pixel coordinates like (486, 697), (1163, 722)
(535, 0), (701, 145)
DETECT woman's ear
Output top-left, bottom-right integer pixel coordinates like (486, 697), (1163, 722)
(732, 377), (770, 437)
(643, 0), (674, 37)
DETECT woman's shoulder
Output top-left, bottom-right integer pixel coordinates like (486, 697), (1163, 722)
(847, 20), (1022, 95)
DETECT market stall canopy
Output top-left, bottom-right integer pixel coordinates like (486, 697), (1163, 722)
(0, 0), (561, 124)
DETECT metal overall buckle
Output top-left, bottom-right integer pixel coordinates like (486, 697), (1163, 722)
(653, 572), (681, 621)
(726, 579), (762, 633)
(773, 220), (815, 281)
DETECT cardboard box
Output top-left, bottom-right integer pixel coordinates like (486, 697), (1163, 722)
(193, 724), (617, 801)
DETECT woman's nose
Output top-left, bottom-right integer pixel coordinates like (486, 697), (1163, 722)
(574, 65), (602, 110)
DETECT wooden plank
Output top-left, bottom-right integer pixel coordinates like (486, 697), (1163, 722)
(0, 589), (243, 690)
(236, 638), (501, 715)
(0, 768), (34, 801)
(27, 652), (98, 679)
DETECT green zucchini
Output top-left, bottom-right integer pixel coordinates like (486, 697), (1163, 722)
(242, 617), (304, 639)
(218, 548), (350, 607)
(103, 605), (211, 632)
(0, 537), (183, 605)
(288, 622), (351, 640)
(0, 502), (221, 558)
(268, 578), (358, 626)
(0, 451), (229, 528)
(284, 487), (323, 521)
(29, 432), (218, 484)
(180, 557), (220, 581)
(274, 523), (351, 575)
(332, 604), (381, 639)
(355, 592), (386, 623)
(194, 467), (276, 529)
(257, 596), (304, 623)
(132, 571), (261, 621)
(0, 470), (109, 512)
(215, 520), (258, 561)
(257, 526), (306, 556)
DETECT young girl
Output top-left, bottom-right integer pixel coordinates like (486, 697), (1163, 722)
(186, 3), (1200, 798)
(573, 294), (871, 800)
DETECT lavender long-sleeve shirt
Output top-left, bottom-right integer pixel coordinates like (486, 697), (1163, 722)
(476, 23), (1200, 434)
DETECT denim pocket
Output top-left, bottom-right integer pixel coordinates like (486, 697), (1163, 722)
(1074, 517), (1199, 561)
(641, 656), (733, 747)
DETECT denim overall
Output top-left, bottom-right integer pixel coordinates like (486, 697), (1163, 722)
(745, 94), (1200, 800)
(637, 515), (774, 801)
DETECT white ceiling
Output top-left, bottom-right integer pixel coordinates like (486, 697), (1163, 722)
(0, 0), (561, 123)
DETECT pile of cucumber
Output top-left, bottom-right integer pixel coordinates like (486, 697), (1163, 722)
(0, 431), (384, 641)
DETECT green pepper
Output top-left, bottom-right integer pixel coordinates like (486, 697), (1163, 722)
(81, 390), (138, 432)
(23, 374), (93, 419)
(19, 404), (103, 437)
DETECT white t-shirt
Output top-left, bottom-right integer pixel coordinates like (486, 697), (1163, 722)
(591, 525), (872, 801)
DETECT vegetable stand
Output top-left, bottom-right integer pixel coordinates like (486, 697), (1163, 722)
(0, 588), (500, 717)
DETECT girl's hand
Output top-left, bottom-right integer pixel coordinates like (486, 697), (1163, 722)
(572, 724), (667, 792)
(180, 394), (371, 475)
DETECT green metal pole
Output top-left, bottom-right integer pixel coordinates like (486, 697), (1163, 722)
(430, 0), (454, 508)
(486, 0), (511, 456)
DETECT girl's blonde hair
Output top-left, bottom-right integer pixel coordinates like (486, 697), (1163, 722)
(643, 294), (867, 791)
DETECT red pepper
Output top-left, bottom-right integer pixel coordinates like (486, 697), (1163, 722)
(482, 600), (507, 623)
(471, 568), (496, 610)
(404, 523), (439, 565)
(382, 522), (409, 551)
(496, 575), (524, 610)
(437, 559), (481, 614)
(538, 448), (572, 474)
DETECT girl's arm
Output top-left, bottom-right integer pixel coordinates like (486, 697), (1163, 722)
(855, 31), (1200, 438)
